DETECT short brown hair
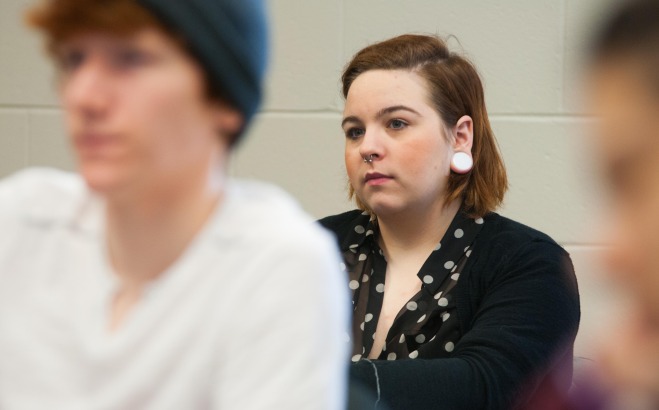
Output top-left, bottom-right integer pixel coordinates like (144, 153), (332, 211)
(342, 34), (508, 218)
(27, 0), (167, 54)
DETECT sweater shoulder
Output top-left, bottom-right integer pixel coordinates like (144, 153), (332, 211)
(479, 212), (560, 250)
(468, 213), (572, 286)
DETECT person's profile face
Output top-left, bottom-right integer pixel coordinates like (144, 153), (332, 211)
(589, 58), (659, 318)
(341, 69), (455, 217)
(56, 27), (231, 198)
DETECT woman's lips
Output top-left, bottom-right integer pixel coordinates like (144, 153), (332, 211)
(364, 172), (393, 186)
(74, 133), (117, 156)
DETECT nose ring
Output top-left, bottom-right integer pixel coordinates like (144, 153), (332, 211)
(363, 154), (374, 163)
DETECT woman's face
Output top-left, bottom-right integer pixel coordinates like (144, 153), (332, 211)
(342, 69), (457, 217)
(58, 27), (241, 199)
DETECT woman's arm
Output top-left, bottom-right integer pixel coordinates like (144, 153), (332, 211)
(351, 239), (580, 410)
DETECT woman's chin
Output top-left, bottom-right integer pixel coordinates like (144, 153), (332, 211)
(363, 200), (406, 218)
(78, 166), (129, 196)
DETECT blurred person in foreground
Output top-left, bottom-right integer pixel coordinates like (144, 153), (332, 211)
(319, 33), (581, 409)
(584, 0), (659, 407)
(0, 0), (348, 408)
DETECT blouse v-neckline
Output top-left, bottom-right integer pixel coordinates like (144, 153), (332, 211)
(340, 210), (485, 361)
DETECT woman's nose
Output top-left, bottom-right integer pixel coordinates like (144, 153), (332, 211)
(358, 128), (385, 161)
(61, 58), (111, 119)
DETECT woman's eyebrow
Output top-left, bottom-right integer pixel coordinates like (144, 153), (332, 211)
(341, 116), (360, 128)
(375, 105), (421, 119)
(342, 105), (421, 128)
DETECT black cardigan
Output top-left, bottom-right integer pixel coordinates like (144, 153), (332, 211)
(319, 210), (580, 410)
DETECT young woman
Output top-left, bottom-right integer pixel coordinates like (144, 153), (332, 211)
(0, 0), (348, 408)
(320, 34), (580, 409)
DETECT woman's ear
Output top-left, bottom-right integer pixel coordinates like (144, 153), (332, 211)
(452, 115), (474, 153)
(211, 100), (244, 139)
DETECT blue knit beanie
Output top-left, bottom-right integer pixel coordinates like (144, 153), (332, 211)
(137, 0), (268, 142)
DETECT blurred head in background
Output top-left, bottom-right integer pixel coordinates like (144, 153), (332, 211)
(588, 0), (659, 401)
(27, 0), (267, 199)
(589, 0), (659, 323)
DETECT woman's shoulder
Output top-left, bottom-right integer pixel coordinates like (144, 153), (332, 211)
(0, 167), (87, 221)
(461, 213), (578, 323)
(219, 179), (337, 250)
(479, 212), (561, 250)
(0, 166), (82, 191)
(471, 213), (573, 280)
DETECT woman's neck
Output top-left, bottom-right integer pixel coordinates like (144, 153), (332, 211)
(104, 165), (225, 290)
(377, 198), (461, 264)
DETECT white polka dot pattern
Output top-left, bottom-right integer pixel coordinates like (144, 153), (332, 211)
(339, 210), (484, 363)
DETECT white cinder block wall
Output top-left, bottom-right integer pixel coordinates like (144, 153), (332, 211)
(0, 0), (623, 359)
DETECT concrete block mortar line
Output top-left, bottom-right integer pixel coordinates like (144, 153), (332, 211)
(559, 0), (568, 113)
(22, 108), (30, 168)
(0, 104), (60, 112)
(489, 113), (594, 122)
(339, 0), (345, 80)
(25, 109), (34, 167)
(258, 110), (342, 119)
(256, 111), (594, 122)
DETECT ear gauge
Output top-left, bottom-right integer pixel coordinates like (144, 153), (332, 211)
(450, 152), (473, 174)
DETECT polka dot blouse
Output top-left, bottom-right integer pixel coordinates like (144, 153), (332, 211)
(340, 211), (484, 362)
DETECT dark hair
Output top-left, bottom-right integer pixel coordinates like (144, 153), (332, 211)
(590, 0), (659, 92)
(342, 34), (507, 218)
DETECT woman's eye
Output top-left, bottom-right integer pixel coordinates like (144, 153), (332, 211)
(113, 48), (151, 70)
(389, 119), (407, 130)
(57, 49), (85, 72)
(345, 127), (365, 140)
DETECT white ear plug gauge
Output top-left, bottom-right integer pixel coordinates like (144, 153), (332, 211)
(450, 152), (473, 174)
